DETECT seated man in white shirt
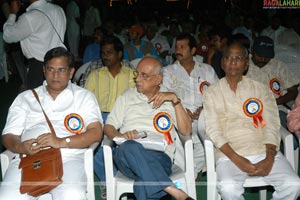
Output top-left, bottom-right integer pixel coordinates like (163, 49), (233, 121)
(163, 33), (219, 177)
(104, 56), (194, 200)
(203, 42), (300, 200)
(0, 47), (103, 200)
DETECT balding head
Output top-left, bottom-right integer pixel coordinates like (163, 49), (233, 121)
(135, 56), (163, 97)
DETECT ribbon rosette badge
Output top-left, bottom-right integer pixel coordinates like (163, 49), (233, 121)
(199, 81), (210, 94)
(64, 113), (84, 134)
(243, 98), (266, 128)
(153, 112), (173, 144)
(269, 78), (281, 96)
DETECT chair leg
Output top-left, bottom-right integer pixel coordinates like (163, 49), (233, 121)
(259, 189), (267, 200)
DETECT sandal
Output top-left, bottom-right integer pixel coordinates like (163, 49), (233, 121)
(100, 184), (107, 199)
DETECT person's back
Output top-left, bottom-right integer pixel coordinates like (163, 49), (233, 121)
(3, 0), (66, 89)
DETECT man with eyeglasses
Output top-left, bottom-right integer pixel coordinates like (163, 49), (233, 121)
(203, 42), (300, 200)
(0, 47), (103, 200)
(163, 33), (218, 178)
(104, 56), (194, 200)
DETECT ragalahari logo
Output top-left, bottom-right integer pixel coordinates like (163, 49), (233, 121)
(263, 0), (300, 8)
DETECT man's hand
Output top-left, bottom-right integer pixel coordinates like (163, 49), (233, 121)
(249, 158), (274, 176)
(187, 107), (203, 121)
(148, 92), (178, 109)
(36, 132), (61, 149)
(22, 138), (41, 155)
(231, 154), (257, 174)
(10, 0), (21, 14)
(121, 130), (139, 140)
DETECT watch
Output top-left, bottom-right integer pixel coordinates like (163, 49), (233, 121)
(172, 97), (181, 106)
(65, 137), (71, 144)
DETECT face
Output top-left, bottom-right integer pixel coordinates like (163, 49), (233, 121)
(101, 44), (122, 67)
(134, 58), (162, 96)
(43, 56), (74, 95)
(222, 44), (248, 78)
(128, 32), (139, 41)
(251, 52), (271, 68)
(175, 38), (195, 62)
(211, 35), (227, 51)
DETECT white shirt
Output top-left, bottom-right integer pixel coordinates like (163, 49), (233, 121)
(106, 86), (185, 170)
(260, 25), (286, 46)
(163, 58), (219, 113)
(143, 33), (170, 54)
(3, 0), (66, 61)
(2, 81), (103, 156)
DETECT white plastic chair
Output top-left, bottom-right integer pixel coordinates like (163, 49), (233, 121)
(72, 61), (92, 84)
(204, 126), (296, 200)
(103, 136), (196, 200)
(0, 142), (99, 200)
(293, 131), (300, 171)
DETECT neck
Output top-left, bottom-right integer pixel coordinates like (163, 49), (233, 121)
(46, 86), (61, 100)
(133, 39), (141, 46)
(108, 63), (122, 77)
(181, 59), (195, 75)
(225, 76), (243, 92)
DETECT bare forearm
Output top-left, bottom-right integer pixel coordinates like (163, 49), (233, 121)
(276, 85), (298, 105)
(174, 103), (192, 136)
(104, 124), (122, 140)
(2, 134), (26, 153)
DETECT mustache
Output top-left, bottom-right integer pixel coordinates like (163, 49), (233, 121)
(175, 53), (183, 57)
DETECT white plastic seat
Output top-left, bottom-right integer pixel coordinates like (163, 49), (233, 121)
(103, 136), (197, 200)
(0, 142), (99, 200)
(72, 61), (92, 84)
(204, 126), (296, 200)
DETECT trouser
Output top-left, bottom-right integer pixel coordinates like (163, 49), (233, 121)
(114, 140), (173, 200)
(216, 152), (300, 200)
(27, 58), (44, 89)
(0, 154), (87, 200)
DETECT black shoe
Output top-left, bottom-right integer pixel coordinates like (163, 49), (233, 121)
(185, 197), (194, 200)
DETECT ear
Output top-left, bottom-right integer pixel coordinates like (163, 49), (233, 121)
(69, 68), (75, 80)
(191, 46), (197, 56)
(118, 51), (123, 60)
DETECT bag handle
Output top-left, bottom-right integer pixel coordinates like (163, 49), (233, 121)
(31, 89), (57, 136)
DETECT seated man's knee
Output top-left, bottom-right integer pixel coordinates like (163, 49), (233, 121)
(118, 140), (143, 153)
(218, 181), (243, 199)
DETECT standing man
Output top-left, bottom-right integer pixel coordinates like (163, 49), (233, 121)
(203, 42), (300, 200)
(163, 33), (218, 177)
(3, 0), (66, 89)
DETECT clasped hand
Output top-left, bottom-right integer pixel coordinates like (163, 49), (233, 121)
(23, 133), (60, 155)
(233, 155), (274, 176)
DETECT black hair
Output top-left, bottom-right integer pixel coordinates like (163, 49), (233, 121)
(44, 47), (74, 68)
(176, 32), (197, 49)
(100, 35), (124, 53)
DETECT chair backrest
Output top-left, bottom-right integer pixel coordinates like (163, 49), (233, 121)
(72, 61), (92, 84)
(103, 136), (197, 200)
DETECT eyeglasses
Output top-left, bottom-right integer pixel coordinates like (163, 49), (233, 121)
(224, 55), (247, 62)
(133, 71), (158, 80)
(45, 66), (70, 74)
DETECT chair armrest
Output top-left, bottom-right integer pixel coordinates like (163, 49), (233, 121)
(1, 150), (17, 178)
(89, 142), (100, 151)
(279, 126), (295, 171)
(103, 135), (115, 188)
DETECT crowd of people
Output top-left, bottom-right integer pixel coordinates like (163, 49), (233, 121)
(1, 0), (300, 200)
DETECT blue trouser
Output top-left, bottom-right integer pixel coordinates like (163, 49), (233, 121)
(114, 140), (173, 200)
(94, 112), (118, 182)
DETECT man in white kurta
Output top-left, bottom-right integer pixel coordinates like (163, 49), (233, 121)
(204, 43), (300, 200)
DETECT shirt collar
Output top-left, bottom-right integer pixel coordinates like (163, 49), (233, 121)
(27, 0), (47, 12)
